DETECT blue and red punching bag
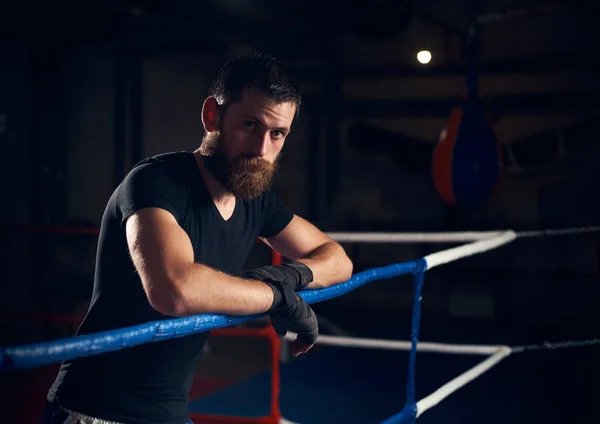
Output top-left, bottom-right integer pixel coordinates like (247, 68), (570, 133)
(432, 66), (503, 207)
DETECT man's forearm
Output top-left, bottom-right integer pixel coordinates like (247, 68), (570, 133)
(297, 241), (353, 289)
(161, 263), (275, 317)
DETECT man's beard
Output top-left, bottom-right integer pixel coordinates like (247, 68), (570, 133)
(200, 130), (279, 200)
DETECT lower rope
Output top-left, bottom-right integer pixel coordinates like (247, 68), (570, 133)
(512, 338), (600, 353)
(516, 225), (600, 238)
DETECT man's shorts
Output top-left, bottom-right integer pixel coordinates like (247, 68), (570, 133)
(40, 400), (194, 424)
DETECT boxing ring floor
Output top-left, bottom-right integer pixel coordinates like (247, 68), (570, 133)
(186, 316), (599, 424)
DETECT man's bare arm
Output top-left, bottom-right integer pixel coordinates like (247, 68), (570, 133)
(263, 215), (353, 289)
(126, 207), (274, 317)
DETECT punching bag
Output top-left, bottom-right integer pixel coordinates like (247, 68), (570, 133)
(432, 67), (503, 207)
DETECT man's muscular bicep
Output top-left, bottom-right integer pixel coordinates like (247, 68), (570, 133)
(125, 207), (195, 314)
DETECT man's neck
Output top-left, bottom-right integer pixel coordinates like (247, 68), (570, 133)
(193, 149), (236, 205)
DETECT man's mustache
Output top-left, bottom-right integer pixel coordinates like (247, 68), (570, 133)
(229, 154), (273, 168)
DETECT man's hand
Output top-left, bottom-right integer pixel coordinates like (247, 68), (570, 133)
(242, 262), (313, 291)
(269, 284), (318, 357)
(243, 268), (318, 356)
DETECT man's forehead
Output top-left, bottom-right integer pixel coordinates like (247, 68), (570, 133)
(233, 90), (296, 116)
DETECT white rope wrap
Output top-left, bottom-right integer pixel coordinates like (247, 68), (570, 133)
(416, 347), (513, 417)
(424, 230), (517, 270)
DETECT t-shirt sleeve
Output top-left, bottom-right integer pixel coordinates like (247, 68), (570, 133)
(259, 190), (294, 239)
(116, 162), (187, 227)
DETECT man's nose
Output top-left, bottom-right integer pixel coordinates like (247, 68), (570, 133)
(252, 133), (269, 157)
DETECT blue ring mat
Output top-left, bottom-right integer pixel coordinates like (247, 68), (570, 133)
(187, 343), (588, 424)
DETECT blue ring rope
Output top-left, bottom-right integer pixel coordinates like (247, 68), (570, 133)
(0, 259), (425, 373)
(379, 265), (426, 424)
(0, 257), (434, 424)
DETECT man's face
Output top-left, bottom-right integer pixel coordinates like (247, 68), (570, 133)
(201, 89), (296, 200)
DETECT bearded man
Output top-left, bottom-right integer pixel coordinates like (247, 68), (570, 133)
(42, 53), (353, 424)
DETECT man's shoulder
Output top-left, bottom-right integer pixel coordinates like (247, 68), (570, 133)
(124, 151), (196, 184)
(131, 151), (194, 171)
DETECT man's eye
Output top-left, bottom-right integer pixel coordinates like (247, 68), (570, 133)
(271, 131), (284, 138)
(243, 121), (256, 129)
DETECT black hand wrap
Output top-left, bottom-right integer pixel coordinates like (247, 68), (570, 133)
(242, 261), (313, 290)
(260, 279), (318, 345)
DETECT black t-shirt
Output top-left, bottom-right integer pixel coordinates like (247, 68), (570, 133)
(47, 151), (294, 424)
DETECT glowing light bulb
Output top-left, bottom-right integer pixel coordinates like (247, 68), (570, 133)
(417, 50), (432, 64)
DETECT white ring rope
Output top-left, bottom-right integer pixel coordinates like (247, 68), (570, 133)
(424, 230), (516, 270)
(416, 347), (513, 418)
(283, 332), (600, 356)
(325, 225), (600, 244)
(283, 332), (508, 355)
(324, 231), (506, 243)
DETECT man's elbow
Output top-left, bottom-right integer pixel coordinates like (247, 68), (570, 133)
(338, 252), (354, 282)
(144, 277), (191, 317)
(323, 244), (353, 287)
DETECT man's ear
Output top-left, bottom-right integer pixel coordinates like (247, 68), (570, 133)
(202, 97), (220, 132)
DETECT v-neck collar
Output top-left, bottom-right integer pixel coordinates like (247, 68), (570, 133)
(189, 153), (240, 223)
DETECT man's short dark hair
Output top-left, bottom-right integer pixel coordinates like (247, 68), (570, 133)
(208, 53), (301, 116)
